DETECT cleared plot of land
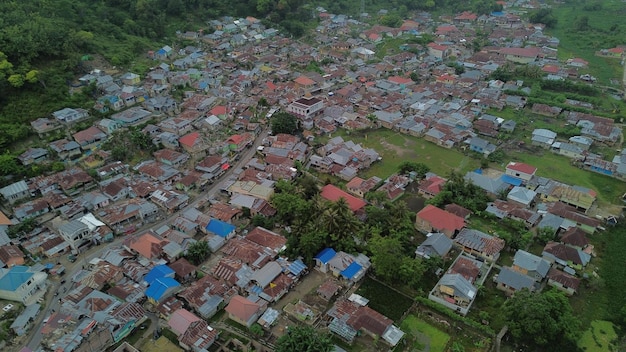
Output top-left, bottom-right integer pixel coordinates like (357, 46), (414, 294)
(355, 277), (413, 321)
(578, 320), (618, 352)
(322, 129), (480, 179)
(139, 336), (183, 352)
(401, 315), (450, 352)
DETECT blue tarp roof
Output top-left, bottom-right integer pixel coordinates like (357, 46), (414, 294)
(0, 266), (34, 292)
(500, 174), (523, 186)
(145, 277), (180, 301)
(474, 168), (483, 174)
(205, 219), (236, 238)
(45, 263), (55, 269)
(315, 248), (336, 264)
(287, 259), (307, 276)
(144, 265), (175, 285)
(341, 262), (362, 280)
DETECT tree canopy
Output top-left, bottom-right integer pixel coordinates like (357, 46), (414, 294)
(503, 289), (581, 350)
(275, 326), (333, 352)
(185, 240), (211, 265)
(270, 112), (299, 135)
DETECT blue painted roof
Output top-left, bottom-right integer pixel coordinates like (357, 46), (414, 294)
(341, 262), (362, 280)
(287, 259), (307, 276)
(144, 265), (175, 285)
(474, 168), (483, 174)
(145, 277), (180, 301)
(314, 248), (336, 264)
(205, 219), (236, 238)
(0, 266), (34, 292)
(500, 174), (523, 186)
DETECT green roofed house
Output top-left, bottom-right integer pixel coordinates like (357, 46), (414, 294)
(0, 265), (48, 305)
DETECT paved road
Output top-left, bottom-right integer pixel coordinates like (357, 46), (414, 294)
(21, 127), (269, 351)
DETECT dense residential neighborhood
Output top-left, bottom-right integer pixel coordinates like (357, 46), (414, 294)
(0, 1), (624, 352)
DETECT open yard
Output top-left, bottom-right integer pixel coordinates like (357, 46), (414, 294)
(401, 315), (450, 352)
(578, 320), (618, 352)
(139, 336), (183, 352)
(318, 128), (480, 179)
(355, 277), (414, 321)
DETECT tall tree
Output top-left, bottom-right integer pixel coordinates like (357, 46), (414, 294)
(503, 289), (581, 350)
(275, 326), (333, 352)
(271, 111), (299, 135)
(185, 240), (211, 265)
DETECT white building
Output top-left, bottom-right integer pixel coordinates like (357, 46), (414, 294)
(0, 266), (48, 305)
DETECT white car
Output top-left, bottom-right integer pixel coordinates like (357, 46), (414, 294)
(2, 304), (13, 312)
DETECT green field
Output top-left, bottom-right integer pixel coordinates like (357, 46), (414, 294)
(318, 128), (480, 179)
(355, 277), (414, 321)
(547, 0), (625, 86)
(401, 315), (451, 352)
(578, 320), (618, 352)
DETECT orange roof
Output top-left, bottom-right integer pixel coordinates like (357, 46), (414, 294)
(346, 177), (365, 190)
(417, 205), (465, 233)
(179, 132), (200, 147)
(0, 211), (11, 226)
(294, 76), (315, 86)
(211, 105), (227, 116)
(388, 76), (412, 85)
(266, 81), (277, 90)
(225, 295), (260, 321)
(320, 185), (367, 212)
(542, 65), (559, 74)
(129, 232), (167, 259)
(228, 134), (244, 145)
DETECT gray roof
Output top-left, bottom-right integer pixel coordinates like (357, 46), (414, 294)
(507, 186), (537, 205)
(464, 171), (508, 194)
(454, 228), (504, 255)
(438, 273), (477, 300)
(0, 180), (28, 198)
(513, 250), (551, 277)
(59, 220), (89, 236)
(251, 261), (282, 288)
(416, 233), (453, 258)
(10, 304), (41, 334)
(496, 267), (536, 291)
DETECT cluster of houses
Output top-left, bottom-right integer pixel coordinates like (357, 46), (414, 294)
(412, 160), (600, 315)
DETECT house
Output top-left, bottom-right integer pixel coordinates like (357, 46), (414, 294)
(546, 267), (580, 295)
(225, 295), (263, 327)
(205, 218), (236, 240)
(168, 258), (197, 283)
(453, 228), (505, 262)
(49, 138), (82, 160)
(559, 227), (589, 249)
(18, 148), (49, 166)
(542, 241), (591, 270)
(0, 265), (48, 305)
(464, 171), (509, 195)
(286, 97), (325, 120)
(128, 232), (169, 260)
(179, 132), (208, 157)
(498, 47), (540, 64)
(168, 308), (200, 336)
(145, 277), (180, 304)
(30, 117), (62, 137)
(417, 174), (446, 199)
(511, 250), (551, 281)
(179, 319), (218, 351)
(144, 265), (176, 285)
(111, 107), (152, 126)
(507, 186), (537, 206)
(72, 126), (107, 150)
(58, 220), (91, 253)
(467, 137), (497, 156)
(10, 303), (40, 336)
(415, 233), (453, 259)
(0, 245), (25, 268)
(495, 267), (537, 296)
(153, 149), (190, 168)
(345, 176), (382, 198)
(505, 162), (537, 182)
(314, 248), (337, 273)
(52, 108), (89, 124)
(531, 129), (557, 148)
(428, 254), (483, 316)
(415, 205), (466, 238)
(0, 180), (29, 204)
(320, 184), (367, 213)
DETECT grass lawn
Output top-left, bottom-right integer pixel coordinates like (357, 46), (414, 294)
(319, 128), (480, 179)
(401, 315), (450, 352)
(548, 0), (625, 86)
(578, 320), (618, 352)
(466, 278), (508, 332)
(356, 277), (414, 321)
(507, 149), (626, 206)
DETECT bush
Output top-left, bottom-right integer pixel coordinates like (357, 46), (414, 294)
(415, 297), (496, 336)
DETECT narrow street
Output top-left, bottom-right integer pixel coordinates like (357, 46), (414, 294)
(20, 127), (270, 352)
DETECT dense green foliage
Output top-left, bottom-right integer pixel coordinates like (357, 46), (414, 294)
(429, 172), (490, 212)
(185, 240), (211, 265)
(275, 326), (333, 352)
(503, 289), (581, 351)
(270, 112), (300, 135)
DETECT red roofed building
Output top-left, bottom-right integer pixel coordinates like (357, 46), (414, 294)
(417, 175), (446, 199)
(210, 105), (228, 118)
(415, 205), (466, 238)
(224, 295), (263, 327)
(505, 161), (537, 181)
(387, 76), (413, 85)
(320, 184), (367, 212)
(245, 226), (287, 255)
(542, 65), (560, 74)
(168, 308), (201, 336)
(128, 232), (168, 260)
(427, 42), (449, 59)
(179, 132), (208, 157)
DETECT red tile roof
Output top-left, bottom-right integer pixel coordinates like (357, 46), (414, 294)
(506, 161), (537, 175)
(320, 184), (367, 212)
(416, 205), (466, 233)
(179, 132), (200, 148)
(168, 308), (201, 336)
(294, 76), (315, 86)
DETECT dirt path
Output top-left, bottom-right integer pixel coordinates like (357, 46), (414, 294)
(273, 270), (327, 311)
